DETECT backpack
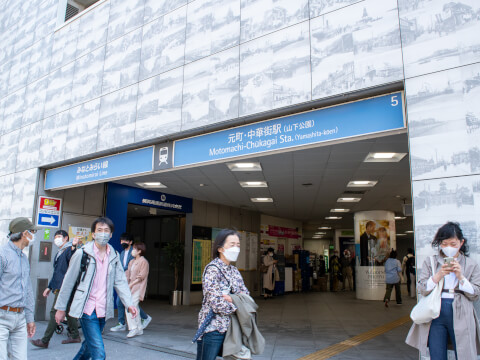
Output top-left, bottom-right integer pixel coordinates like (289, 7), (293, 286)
(68, 251), (90, 306)
(406, 255), (416, 276)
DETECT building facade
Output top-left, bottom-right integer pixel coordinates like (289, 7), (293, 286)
(1, 0), (480, 320)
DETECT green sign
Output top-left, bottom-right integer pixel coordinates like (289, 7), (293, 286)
(329, 245), (334, 250)
(44, 229), (50, 240)
(191, 239), (212, 284)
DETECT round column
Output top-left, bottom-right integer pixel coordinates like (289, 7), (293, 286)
(354, 210), (396, 300)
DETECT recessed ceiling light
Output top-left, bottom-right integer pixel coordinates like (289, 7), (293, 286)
(239, 181), (268, 188)
(394, 216), (406, 220)
(337, 197), (361, 202)
(325, 216), (342, 220)
(318, 226), (332, 230)
(364, 152), (407, 162)
(396, 233), (407, 236)
(199, 183), (208, 187)
(312, 236), (323, 239)
(347, 180), (377, 187)
(405, 230), (414, 233)
(251, 197), (273, 203)
(136, 182), (167, 188)
(315, 232), (327, 235)
(330, 208), (350, 213)
(227, 162), (262, 171)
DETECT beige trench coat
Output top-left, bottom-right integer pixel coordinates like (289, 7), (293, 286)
(125, 256), (149, 301)
(262, 255), (279, 291)
(405, 253), (480, 359)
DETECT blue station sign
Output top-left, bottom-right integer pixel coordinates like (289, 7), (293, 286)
(174, 93), (405, 167)
(45, 147), (154, 190)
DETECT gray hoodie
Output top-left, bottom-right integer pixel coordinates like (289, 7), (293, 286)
(55, 241), (133, 319)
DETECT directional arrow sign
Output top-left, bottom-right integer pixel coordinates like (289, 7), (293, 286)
(37, 196), (62, 228)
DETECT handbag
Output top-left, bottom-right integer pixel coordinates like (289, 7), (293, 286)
(410, 256), (444, 324)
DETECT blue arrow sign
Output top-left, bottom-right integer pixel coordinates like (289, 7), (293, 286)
(37, 214), (59, 227)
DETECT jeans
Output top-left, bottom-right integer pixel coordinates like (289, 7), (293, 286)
(384, 282), (402, 304)
(196, 331), (226, 360)
(74, 311), (106, 360)
(0, 310), (27, 360)
(42, 291), (80, 343)
(428, 298), (457, 360)
(117, 296), (147, 325)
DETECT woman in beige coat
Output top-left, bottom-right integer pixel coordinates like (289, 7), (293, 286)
(406, 222), (480, 359)
(125, 242), (150, 338)
(262, 248), (279, 299)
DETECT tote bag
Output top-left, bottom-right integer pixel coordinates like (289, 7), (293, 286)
(410, 256), (443, 324)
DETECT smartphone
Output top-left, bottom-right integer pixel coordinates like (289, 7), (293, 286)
(444, 257), (454, 266)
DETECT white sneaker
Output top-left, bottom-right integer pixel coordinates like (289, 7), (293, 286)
(141, 315), (152, 330)
(127, 328), (143, 338)
(110, 323), (126, 332)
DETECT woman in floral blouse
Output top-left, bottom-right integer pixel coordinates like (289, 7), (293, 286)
(196, 229), (249, 360)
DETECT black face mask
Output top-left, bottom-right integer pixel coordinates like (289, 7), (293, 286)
(121, 243), (129, 250)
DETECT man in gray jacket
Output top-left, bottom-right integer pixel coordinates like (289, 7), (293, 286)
(54, 217), (136, 359)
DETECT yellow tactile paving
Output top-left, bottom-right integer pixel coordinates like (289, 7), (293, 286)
(298, 315), (411, 360)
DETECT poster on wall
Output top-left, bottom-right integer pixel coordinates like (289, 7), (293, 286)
(191, 239), (212, 284)
(358, 220), (394, 266)
(248, 232), (258, 270)
(68, 226), (92, 245)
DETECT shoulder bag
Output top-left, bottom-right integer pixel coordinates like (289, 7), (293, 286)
(410, 256), (443, 324)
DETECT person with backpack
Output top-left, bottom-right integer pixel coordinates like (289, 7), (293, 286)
(54, 217), (137, 359)
(195, 229), (249, 360)
(402, 248), (416, 298)
(31, 230), (81, 348)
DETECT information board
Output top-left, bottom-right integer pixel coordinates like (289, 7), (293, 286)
(37, 196), (62, 228)
(191, 239), (212, 284)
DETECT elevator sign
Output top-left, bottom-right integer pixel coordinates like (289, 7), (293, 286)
(174, 92), (405, 167)
(37, 196), (62, 228)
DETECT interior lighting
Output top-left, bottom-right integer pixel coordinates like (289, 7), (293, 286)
(318, 226), (332, 230)
(405, 230), (414, 233)
(136, 182), (167, 188)
(396, 234), (407, 236)
(394, 216), (406, 220)
(239, 181), (268, 188)
(227, 162), (262, 171)
(325, 216), (342, 220)
(364, 152), (407, 162)
(337, 197), (361, 202)
(347, 180), (377, 187)
(330, 208), (350, 213)
(315, 232), (327, 235)
(251, 197), (273, 203)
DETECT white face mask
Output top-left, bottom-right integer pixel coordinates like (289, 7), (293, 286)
(54, 236), (64, 248)
(27, 231), (36, 246)
(223, 246), (240, 262)
(442, 246), (460, 257)
(94, 232), (111, 246)
(131, 249), (138, 257)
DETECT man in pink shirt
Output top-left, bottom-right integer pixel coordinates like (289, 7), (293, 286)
(54, 217), (137, 360)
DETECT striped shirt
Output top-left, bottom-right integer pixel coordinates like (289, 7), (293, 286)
(0, 241), (35, 323)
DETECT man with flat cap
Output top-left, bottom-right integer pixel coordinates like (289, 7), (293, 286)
(0, 217), (38, 360)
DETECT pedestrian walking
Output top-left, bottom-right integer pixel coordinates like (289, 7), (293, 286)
(383, 250), (402, 307)
(110, 233), (151, 333)
(0, 217), (38, 360)
(31, 230), (81, 348)
(195, 229), (249, 360)
(402, 248), (416, 298)
(262, 248), (278, 299)
(406, 222), (480, 360)
(340, 249), (353, 291)
(54, 217), (137, 360)
(125, 242), (149, 338)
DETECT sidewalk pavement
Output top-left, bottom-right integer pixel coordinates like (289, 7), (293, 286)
(27, 289), (418, 360)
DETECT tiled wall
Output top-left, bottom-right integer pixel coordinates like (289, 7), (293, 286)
(399, 0), (480, 269)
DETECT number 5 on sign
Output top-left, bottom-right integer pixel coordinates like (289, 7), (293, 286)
(391, 95), (399, 106)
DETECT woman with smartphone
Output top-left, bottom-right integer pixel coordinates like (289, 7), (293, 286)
(406, 222), (480, 359)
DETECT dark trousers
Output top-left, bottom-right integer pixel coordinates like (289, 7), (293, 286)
(406, 272), (412, 295)
(196, 331), (226, 360)
(42, 291), (79, 344)
(384, 282), (402, 304)
(428, 298), (457, 360)
(74, 311), (106, 360)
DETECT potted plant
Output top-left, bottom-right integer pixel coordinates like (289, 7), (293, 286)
(164, 240), (184, 306)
